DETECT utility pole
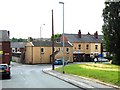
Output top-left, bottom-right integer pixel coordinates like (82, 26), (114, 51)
(52, 9), (55, 70)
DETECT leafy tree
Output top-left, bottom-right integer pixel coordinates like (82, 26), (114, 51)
(51, 33), (61, 41)
(10, 37), (18, 42)
(102, 1), (120, 65)
(10, 37), (27, 42)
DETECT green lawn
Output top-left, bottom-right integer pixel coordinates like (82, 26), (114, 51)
(55, 63), (120, 86)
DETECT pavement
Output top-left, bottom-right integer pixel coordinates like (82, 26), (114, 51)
(42, 67), (120, 90)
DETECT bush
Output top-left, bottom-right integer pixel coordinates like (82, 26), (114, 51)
(11, 60), (16, 62)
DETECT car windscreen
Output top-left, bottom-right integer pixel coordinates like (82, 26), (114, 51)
(0, 65), (7, 70)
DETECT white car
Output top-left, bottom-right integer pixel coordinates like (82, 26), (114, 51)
(98, 57), (109, 62)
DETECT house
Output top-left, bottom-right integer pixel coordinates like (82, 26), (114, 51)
(0, 30), (11, 64)
(60, 30), (103, 62)
(10, 42), (27, 63)
(25, 41), (73, 64)
(11, 42), (27, 53)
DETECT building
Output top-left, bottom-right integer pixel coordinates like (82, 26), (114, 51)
(0, 30), (11, 64)
(60, 30), (103, 62)
(27, 37), (51, 42)
(25, 41), (73, 64)
(11, 42), (27, 63)
(11, 42), (27, 53)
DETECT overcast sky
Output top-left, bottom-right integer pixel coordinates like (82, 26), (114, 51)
(0, 0), (105, 39)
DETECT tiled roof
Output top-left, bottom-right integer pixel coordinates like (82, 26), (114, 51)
(11, 42), (27, 48)
(32, 41), (72, 47)
(64, 34), (102, 43)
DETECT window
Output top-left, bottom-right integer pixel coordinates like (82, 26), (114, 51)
(86, 44), (89, 50)
(15, 48), (17, 52)
(78, 44), (81, 50)
(12, 50), (15, 52)
(95, 45), (98, 50)
(58, 48), (60, 51)
(66, 48), (69, 53)
(41, 48), (44, 53)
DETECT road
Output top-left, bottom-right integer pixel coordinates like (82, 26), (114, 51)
(0, 62), (78, 88)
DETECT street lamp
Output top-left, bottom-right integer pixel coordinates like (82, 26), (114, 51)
(40, 24), (45, 63)
(59, 1), (65, 74)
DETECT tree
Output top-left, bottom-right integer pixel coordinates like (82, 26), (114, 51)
(10, 37), (27, 42)
(102, 1), (120, 65)
(51, 33), (61, 41)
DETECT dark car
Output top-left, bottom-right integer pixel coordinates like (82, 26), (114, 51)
(0, 64), (11, 79)
(54, 59), (68, 65)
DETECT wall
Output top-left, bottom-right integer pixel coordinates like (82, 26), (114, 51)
(90, 43), (101, 54)
(0, 41), (11, 64)
(32, 46), (73, 64)
(25, 42), (73, 64)
(72, 42), (101, 55)
(55, 47), (73, 62)
(25, 46), (33, 64)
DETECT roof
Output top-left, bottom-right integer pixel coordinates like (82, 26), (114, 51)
(0, 30), (9, 41)
(32, 41), (72, 47)
(11, 42), (27, 48)
(64, 34), (102, 43)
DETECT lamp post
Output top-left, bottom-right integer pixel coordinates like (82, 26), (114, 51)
(40, 24), (45, 63)
(59, 1), (65, 74)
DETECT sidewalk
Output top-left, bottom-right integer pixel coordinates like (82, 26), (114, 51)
(42, 68), (120, 89)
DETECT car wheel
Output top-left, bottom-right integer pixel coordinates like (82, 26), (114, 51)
(7, 74), (11, 79)
(7, 72), (11, 79)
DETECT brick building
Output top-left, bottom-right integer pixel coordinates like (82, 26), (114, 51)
(0, 30), (11, 64)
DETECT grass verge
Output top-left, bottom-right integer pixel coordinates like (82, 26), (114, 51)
(55, 63), (120, 86)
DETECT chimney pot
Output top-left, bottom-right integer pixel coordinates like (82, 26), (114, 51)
(78, 30), (81, 38)
(94, 31), (98, 39)
(28, 37), (33, 42)
(87, 32), (90, 35)
(8, 31), (10, 37)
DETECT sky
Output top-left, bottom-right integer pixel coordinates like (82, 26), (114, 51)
(0, 0), (105, 39)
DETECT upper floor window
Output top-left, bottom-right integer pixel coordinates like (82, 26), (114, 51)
(78, 44), (81, 50)
(95, 45), (98, 50)
(41, 48), (44, 53)
(86, 44), (89, 50)
(66, 48), (69, 53)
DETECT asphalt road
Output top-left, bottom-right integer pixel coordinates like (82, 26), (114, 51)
(0, 62), (78, 88)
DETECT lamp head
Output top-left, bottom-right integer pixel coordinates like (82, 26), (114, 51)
(59, 2), (64, 4)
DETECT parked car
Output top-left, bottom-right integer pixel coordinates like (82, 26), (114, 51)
(0, 64), (11, 79)
(54, 59), (68, 65)
(97, 57), (109, 62)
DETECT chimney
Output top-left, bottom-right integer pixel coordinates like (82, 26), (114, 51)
(78, 30), (81, 38)
(87, 32), (90, 35)
(94, 31), (98, 39)
(28, 37), (33, 42)
(8, 31), (10, 37)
